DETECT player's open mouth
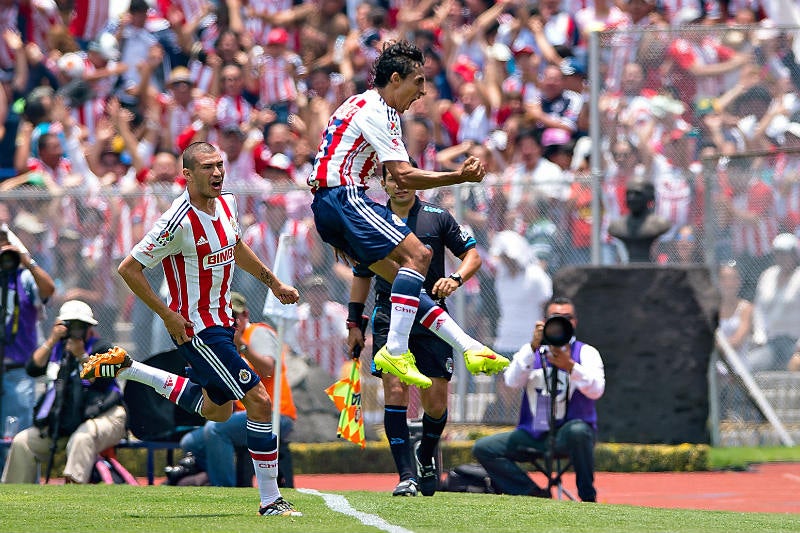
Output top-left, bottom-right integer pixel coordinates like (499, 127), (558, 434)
(211, 179), (223, 190)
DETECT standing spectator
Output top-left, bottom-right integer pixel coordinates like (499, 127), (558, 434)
(249, 27), (302, 125)
(288, 274), (348, 380)
(473, 296), (605, 502)
(750, 233), (800, 371)
(0, 225), (55, 466)
(721, 157), (778, 300)
(501, 128), (566, 213)
(487, 229), (553, 423)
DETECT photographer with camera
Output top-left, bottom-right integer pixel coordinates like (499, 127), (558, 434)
(1, 300), (126, 484)
(472, 296), (605, 502)
(0, 225), (55, 467)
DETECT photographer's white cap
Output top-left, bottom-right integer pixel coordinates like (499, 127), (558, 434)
(772, 233), (798, 253)
(56, 300), (98, 325)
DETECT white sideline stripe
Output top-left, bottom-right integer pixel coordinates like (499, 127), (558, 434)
(297, 488), (414, 533)
(784, 473), (800, 484)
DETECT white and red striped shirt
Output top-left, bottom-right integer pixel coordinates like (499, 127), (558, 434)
(290, 301), (348, 378)
(131, 190), (242, 335)
(68, 0), (110, 42)
(216, 94), (253, 130)
(730, 179), (778, 258)
(308, 89), (409, 190)
(255, 52), (301, 106)
(242, 0), (292, 45)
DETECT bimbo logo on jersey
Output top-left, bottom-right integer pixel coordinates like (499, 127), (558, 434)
(202, 243), (236, 269)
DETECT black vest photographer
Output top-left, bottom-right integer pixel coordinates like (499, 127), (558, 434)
(1, 300), (127, 484)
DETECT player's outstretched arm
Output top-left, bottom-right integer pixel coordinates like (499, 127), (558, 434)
(383, 156), (486, 191)
(234, 240), (299, 305)
(118, 255), (193, 344)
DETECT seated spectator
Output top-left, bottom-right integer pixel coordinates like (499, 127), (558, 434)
(2, 301), (126, 484)
(472, 296), (605, 502)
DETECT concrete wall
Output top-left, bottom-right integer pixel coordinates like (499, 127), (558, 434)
(554, 265), (719, 444)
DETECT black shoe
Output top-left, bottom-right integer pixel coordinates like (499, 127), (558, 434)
(165, 452), (199, 485)
(392, 479), (418, 496)
(415, 449), (438, 496)
(258, 497), (303, 517)
(529, 485), (552, 499)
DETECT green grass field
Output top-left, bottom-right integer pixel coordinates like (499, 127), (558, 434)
(1, 485), (798, 533)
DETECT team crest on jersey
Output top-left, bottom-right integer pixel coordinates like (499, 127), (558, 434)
(229, 215), (239, 234)
(391, 213), (406, 227)
(156, 229), (174, 246)
(239, 368), (253, 384)
(387, 121), (400, 136)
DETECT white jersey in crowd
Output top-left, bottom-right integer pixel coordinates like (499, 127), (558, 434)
(308, 89), (409, 191)
(131, 189), (241, 336)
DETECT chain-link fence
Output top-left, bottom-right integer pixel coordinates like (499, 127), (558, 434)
(595, 24), (800, 446)
(5, 24), (800, 445)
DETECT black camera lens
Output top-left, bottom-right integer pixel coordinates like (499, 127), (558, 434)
(0, 249), (20, 272)
(66, 320), (90, 340)
(542, 315), (574, 346)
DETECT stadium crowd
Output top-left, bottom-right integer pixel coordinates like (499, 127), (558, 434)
(1, 0), (800, 373)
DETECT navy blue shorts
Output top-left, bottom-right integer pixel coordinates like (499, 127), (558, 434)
(176, 326), (261, 405)
(369, 303), (455, 381)
(311, 185), (412, 265)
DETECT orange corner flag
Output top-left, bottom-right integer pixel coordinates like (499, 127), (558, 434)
(325, 359), (366, 448)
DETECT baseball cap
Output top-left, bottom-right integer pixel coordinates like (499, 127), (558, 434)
(772, 233), (798, 252)
(56, 300), (98, 325)
(540, 128), (571, 147)
(168, 66), (193, 86)
(452, 56), (477, 83)
(230, 292), (247, 313)
(267, 27), (289, 46)
(266, 153), (293, 174)
(512, 44), (535, 57)
(57, 53), (85, 79)
(264, 194), (287, 208)
(88, 33), (120, 62)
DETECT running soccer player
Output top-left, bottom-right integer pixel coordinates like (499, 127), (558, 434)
(81, 142), (302, 517)
(308, 40), (508, 388)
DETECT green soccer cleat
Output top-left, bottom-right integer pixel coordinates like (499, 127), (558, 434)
(464, 346), (510, 375)
(373, 346), (432, 388)
(80, 346), (132, 379)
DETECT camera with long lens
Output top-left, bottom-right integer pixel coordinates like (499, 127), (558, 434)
(63, 320), (90, 341)
(541, 315), (574, 347)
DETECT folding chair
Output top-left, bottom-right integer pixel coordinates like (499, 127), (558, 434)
(521, 446), (575, 501)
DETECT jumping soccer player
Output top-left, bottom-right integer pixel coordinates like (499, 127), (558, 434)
(308, 40), (508, 389)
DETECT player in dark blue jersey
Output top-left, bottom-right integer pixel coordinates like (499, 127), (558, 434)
(348, 163), (482, 497)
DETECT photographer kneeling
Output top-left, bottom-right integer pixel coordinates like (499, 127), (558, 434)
(1, 300), (127, 484)
(472, 296), (605, 502)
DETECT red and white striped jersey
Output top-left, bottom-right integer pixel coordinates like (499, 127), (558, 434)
(216, 94), (253, 130)
(290, 301), (348, 378)
(255, 52), (301, 106)
(730, 179), (778, 258)
(21, 1), (61, 54)
(68, 0), (110, 42)
(308, 89), (409, 190)
(242, 0), (292, 45)
(131, 190), (242, 335)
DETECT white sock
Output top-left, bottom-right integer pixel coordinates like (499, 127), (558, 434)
(419, 305), (482, 353)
